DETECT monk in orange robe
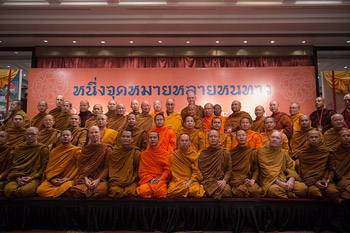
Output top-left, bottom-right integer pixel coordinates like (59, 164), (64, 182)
(294, 130), (340, 202)
(204, 117), (231, 150)
(97, 114), (118, 147)
(199, 130), (232, 200)
(213, 104), (227, 126)
(71, 126), (111, 198)
(37, 130), (81, 197)
(181, 91), (204, 120)
(105, 100), (117, 120)
(289, 102), (303, 133)
(130, 99), (140, 116)
(31, 101), (48, 131)
(177, 115), (206, 153)
(260, 117), (289, 150)
(229, 130), (262, 198)
(136, 101), (155, 133)
(186, 104), (203, 130)
(324, 114), (347, 151)
(269, 100), (293, 140)
(48, 95), (64, 120)
(55, 101), (73, 131)
(150, 99), (163, 117)
(137, 131), (171, 198)
(69, 114), (88, 148)
(38, 115), (61, 150)
(203, 103), (215, 134)
(164, 98), (183, 134)
(252, 105), (266, 133)
(85, 104), (103, 130)
(231, 117), (262, 150)
(149, 113), (176, 154)
(108, 103), (127, 132)
(1, 100), (30, 130)
(334, 129), (350, 199)
(108, 130), (140, 198)
(4, 127), (50, 198)
(5, 114), (26, 147)
(224, 100), (252, 136)
(0, 131), (14, 196)
(168, 133), (205, 198)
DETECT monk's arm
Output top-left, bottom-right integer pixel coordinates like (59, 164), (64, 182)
(323, 152), (336, 182)
(160, 157), (171, 182)
(99, 147), (112, 181)
(32, 147), (50, 180)
(0, 149), (14, 180)
(198, 133), (206, 152)
(133, 150), (141, 181)
(282, 115), (293, 139)
(223, 151), (232, 182)
(78, 130), (88, 148)
(190, 159), (203, 182)
(224, 134), (232, 150)
(284, 153), (301, 181)
(250, 151), (259, 181)
(169, 130), (177, 153)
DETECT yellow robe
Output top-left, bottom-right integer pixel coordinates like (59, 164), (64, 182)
(101, 128), (118, 147)
(164, 112), (183, 134)
(290, 113), (303, 133)
(231, 130), (263, 150)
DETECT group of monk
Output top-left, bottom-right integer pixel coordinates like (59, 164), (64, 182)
(0, 92), (349, 202)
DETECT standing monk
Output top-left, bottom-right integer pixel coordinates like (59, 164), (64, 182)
(137, 132), (171, 198)
(339, 94), (350, 128)
(108, 103), (127, 132)
(5, 114), (26, 147)
(48, 95), (64, 120)
(334, 129), (350, 199)
(252, 105), (266, 133)
(85, 104), (103, 129)
(203, 103), (222, 134)
(150, 99), (163, 117)
(324, 114), (347, 151)
(177, 115), (206, 153)
(31, 101), (48, 131)
(181, 92), (204, 120)
(78, 100), (93, 127)
(1, 100), (30, 130)
(38, 115), (61, 150)
(310, 97), (336, 133)
(199, 130), (232, 200)
(260, 117), (289, 150)
(130, 99), (140, 116)
(136, 101), (155, 133)
(97, 114), (118, 147)
(0, 131), (14, 196)
(269, 100), (293, 140)
(231, 117), (262, 150)
(213, 104), (227, 126)
(164, 98), (183, 134)
(289, 102), (303, 133)
(105, 100), (117, 119)
(186, 104), (203, 130)
(204, 117), (231, 150)
(149, 113), (176, 154)
(55, 101), (73, 131)
(69, 114), (88, 148)
(224, 100), (252, 136)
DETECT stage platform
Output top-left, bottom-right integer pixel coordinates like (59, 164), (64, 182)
(0, 197), (349, 232)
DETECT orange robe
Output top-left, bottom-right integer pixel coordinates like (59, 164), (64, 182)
(260, 130), (289, 150)
(0, 145), (14, 195)
(324, 127), (346, 151)
(55, 112), (72, 131)
(203, 115), (215, 134)
(231, 130), (263, 150)
(136, 113), (155, 133)
(149, 126), (176, 154)
(252, 116), (266, 133)
(100, 128), (118, 147)
(177, 127), (206, 153)
(5, 127), (26, 148)
(38, 128), (61, 150)
(204, 132), (231, 150)
(271, 112), (293, 140)
(290, 113), (303, 133)
(150, 111), (162, 117)
(31, 112), (47, 131)
(84, 116), (98, 130)
(36, 144), (81, 197)
(181, 105), (204, 120)
(1, 110), (30, 130)
(164, 112), (183, 134)
(69, 127), (88, 148)
(224, 111), (252, 133)
(137, 147), (171, 198)
(108, 115), (127, 132)
(334, 144), (350, 199)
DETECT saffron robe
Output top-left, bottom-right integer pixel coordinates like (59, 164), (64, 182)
(150, 111), (162, 117)
(0, 145), (14, 195)
(290, 113), (303, 133)
(55, 112), (72, 131)
(84, 116), (98, 130)
(5, 127), (26, 148)
(224, 111), (252, 133)
(136, 113), (155, 133)
(324, 127), (346, 151)
(38, 128), (61, 150)
(31, 112), (47, 131)
(334, 144), (350, 199)
(48, 107), (62, 120)
(252, 116), (266, 133)
(289, 127), (324, 157)
(177, 127), (206, 153)
(164, 112), (183, 134)
(1, 110), (30, 130)
(108, 114), (127, 132)
(271, 112), (293, 140)
(79, 111), (94, 127)
(69, 127), (88, 148)
(231, 130), (263, 150)
(117, 126), (147, 151)
(149, 126), (176, 154)
(310, 108), (336, 134)
(193, 116), (203, 130)
(260, 130), (289, 150)
(100, 128), (118, 147)
(181, 105), (204, 120)
(204, 132), (232, 150)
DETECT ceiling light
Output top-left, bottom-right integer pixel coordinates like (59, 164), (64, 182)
(347, 40), (350, 44)
(100, 41), (106, 44)
(345, 66), (348, 69)
(73, 40), (77, 44)
(186, 40), (190, 44)
(7, 65), (10, 68)
(0, 41), (2, 43)
(216, 40), (220, 44)
(14, 52), (19, 54)
(23, 74), (26, 76)
(158, 40), (162, 44)
(44, 40), (48, 43)
(243, 41), (248, 44)
(129, 40), (134, 44)
(270, 40), (275, 44)
(301, 40), (306, 44)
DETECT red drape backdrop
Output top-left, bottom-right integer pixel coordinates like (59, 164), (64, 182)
(37, 56), (311, 68)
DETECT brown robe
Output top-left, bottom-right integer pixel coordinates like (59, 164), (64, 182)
(117, 126), (147, 151)
(271, 112), (293, 140)
(31, 112), (47, 131)
(78, 111), (94, 127)
(48, 107), (62, 120)
(5, 127), (26, 148)
(334, 144), (350, 199)
(252, 116), (266, 133)
(176, 127), (206, 153)
(324, 127), (346, 151)
(108, 114), (126, 132)
(224, 111), (252, 133)
(136, 113), (155, 133)
(84, 116), (98, 130)
(38, 128), (61, 150)
(69, 127), (88, 148)
(55, 112), (72, 131)
(0, 145), (14, 195)
(260, 130), (289, 150)
(181, 105), (204, 120)
(1, 110), (30, 130)
(193, 116), (203, 131)
(290, 127), (324, 158)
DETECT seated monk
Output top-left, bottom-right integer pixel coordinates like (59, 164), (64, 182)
(260, 117), (289, 150)
(69, 114), (88, 148)
(289, 102), (303, 132)
(294, 130), (340, 202)
(130, 99), (140, 116)
(204, 117), (231, 150)
(177, 115), (206, 153)
(78, 100), (94, 127)
(229, 130), (262, 198)
(251, 105), (266, 133)
(136, 131), (171, 198)
(1, 100), (30, 130)
(71, 126), (112, 198)
(213, 104), (227, 126)
(257, 131), (307, 198)
(5, 114), (26, 148)
(149, 113), (176, 154)
(0, 131), (14, 196)
(136, 101), (155, 133)
(38, 115), (61, 150)
(181, 91), (204, 120)
(54, 101), (73, 131)
(97, 114), (118, 147)
(231, 117), (262, 150)
(224, 100), (252, 137)
(324, 114), (347, 151)
(150, 99), (163, 117)
(334, 129), (350, 199)
(4, 127), (50, 198)
(31, 101), (48, 131)
(164, 98), (183, 134)
(168, 133), (205, 198)
(85, 104), (103, 130)
(186, 104), (203, 130)
(48, 95), (64, 120)
(37, 130), (81, 197)
(105, 100), (117, 120)
(199, 130), (232, 200)
(108, 130), (141, 198)
(269, 100), (293, 140)
(108, 103), (127, 132)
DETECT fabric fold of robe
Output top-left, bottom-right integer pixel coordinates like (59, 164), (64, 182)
(271, 112), (293, 140)
(38, 128), (61, 150)
(252, 116), (266, 133)
(136, 113), (155, 133)
(31, 112), (47, 131)
(224, 111), (252, 133)
(177, 127), (206, 153)
(164, 112), (183, 134)
(149, 126), (176, 154)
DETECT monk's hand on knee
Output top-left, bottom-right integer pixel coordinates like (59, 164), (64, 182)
(51, 178), (61, 186)
(316, 179), (328, 190)
(183, 180), (193, 188)
(245, 179), (255, 187)
(150, 178), (161, 184)
(217, 180), (226, 190)
(286, 177), (295, 191)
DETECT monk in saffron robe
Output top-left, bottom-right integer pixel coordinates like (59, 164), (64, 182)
(130, 99), (140, 116)
(257, 131), (307, 198)
(269, 100), (293, 140)
(108, 130), (140, 198)
(177, 115), (206, 153)
(5, 114), (26, 147)
(186, 104), (203, 130)
(31, 101), (48, 131)
(294, 130), (340, 202)
(252, 105), (266, 133)
(150, 99), (163, 117)
(334, 129), (350, 199)
(289, 102), (303, 133)
(164, 98), (183, 134)
(108, 103), (127, 132)
(1, 100), (30, 130)
(137, 131), (171, 198)
(231, 117), (262, 150)
(324, 114), (347, 151)
(55, 101), (73, 131)
(78, 100), (94, 127)
(213, 104), (227, 126)
(310, 97), (336, 133)
(229, 130), (262, 198)
(181, 91), (204, 120)
(4, 127), (50, 198)
(260, 117), (289, 150)
(38, 115), (61, 150)
(105, 100), (117, 120)
(199, 130), (232, 200)
(149, 113), (176, 154)
(168, 133), (205, 198)
(69, 114), (88, 148)
(97, 114), (118, 147)
(203, 103), (215, 134)
(117, 114), (147, 151)
(71, 126), (111, 198)
(224, 100), (252, 136)
(339, 94), (350, 129)
(48, 95), (64, 120)
(85, 104), (103, 130)
(204, 117), (231, 150)
(0, 131), (14, 196)
(37, 130), (81, 197)
(136, 101), (155, 133)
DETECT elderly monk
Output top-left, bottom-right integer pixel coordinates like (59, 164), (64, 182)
(117, 114), (147, 151)
(199, 130), (232, 200)
(294, 130), (340, 202)
(55, 101), (73, 131)
(31, 101), (48, 131)
(187, 104), (203, 130)
(181, 91), (204, 120)
(334, 129), (350, 199)
(149, 113), (176, 154)
(0, 131), (14, 196)
(252, 105), (266, 133)
(136, 131), (171, 198)
(231, 117), (262, 150)
(339, 94), (350, 129)
(203, 103), (224, 135)
(260, 117), (289, 150)
(48, 95), (64, 120)
(168, 133), (205, 198)
(4, 127), (50, 198)
(69, 114), (88, 148)
(224, 100), (252, 137)
(1, 100), (30, 130)
(204, 117), (231, 150)
(310, 97), (336, 133)
(257, 131), (307, 198)
(289, 102), (303, 132)
(38, 115), (61, 150)
(97, 114), (118, 147)
(108, 130), (141, 198)
(150, 99), (163, 117)
(164, 98), (183, 134)
(85, 104), (103, 129)
(108, 103), (127, 132)
(177, 115), (206, 153)
(71, 126), (112, 198)
(324, 114), (347, 151)
(136, 101), (155, 133)
(229, 130), (262, 198)
(269, 100), (293, 140)
(5, 114), (26, 147)
(130, 99), (140, 116)
(105, 100), (117, 119)
(37, 130), (81, 197)
(78, 99), (94, 127)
